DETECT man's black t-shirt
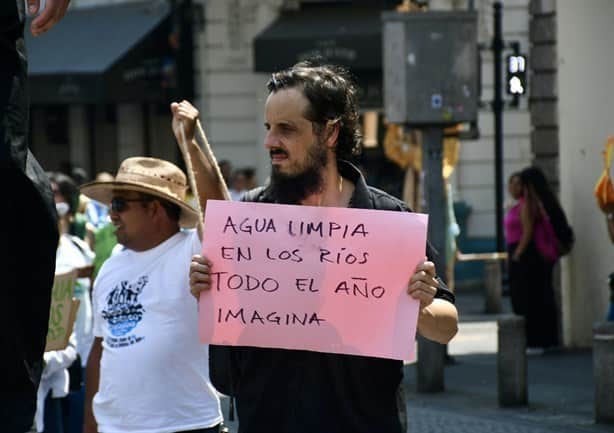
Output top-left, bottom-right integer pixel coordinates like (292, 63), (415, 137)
(210, 161), (455, 433)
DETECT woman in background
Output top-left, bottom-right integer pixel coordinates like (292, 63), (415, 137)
(509, 167), (569, 351)
(504, 172), (525, 316)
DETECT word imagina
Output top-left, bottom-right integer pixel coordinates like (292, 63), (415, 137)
(217, 308), (325, 326)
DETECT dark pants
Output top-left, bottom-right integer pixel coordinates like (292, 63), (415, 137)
(0, 396), (36, 433)
(60, 386), (85, 433)
(43, 394), (64, 433)
(508, 242), (559, 348)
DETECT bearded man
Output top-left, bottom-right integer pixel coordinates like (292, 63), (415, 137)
(187, 62), (458, 433)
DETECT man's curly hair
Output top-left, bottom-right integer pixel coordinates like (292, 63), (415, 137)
(267, 60), (362, 161)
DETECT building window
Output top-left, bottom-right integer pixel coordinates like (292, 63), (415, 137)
(45, 105), (69, 146)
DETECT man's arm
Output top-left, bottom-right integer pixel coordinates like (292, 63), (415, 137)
(186, 136), (229, 207)
(83, 337), (102, 433)
(408, 261), (458, 344)
(171, 101), (229, 216)
(417, 299), (459, 344)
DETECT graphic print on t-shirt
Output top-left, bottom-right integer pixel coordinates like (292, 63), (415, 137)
(101, 275), (147, 348)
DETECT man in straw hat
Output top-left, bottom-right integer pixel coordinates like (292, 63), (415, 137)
(187, 61), (458, 433)
(80, 157), (222, 433)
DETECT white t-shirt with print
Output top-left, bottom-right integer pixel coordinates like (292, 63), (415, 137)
(92, 230), (222, 433)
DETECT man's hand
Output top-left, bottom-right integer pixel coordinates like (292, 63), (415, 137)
(171, 100), (199, 146)
(189, 254), (212, 299)
(407, 260), (439, 309)
(29, 0), (71, 36)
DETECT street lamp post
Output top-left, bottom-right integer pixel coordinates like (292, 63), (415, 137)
(493, 1), (504, 254)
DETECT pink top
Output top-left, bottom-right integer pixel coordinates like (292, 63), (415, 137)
(504, 202), (522, 244)
(534, 208), (559, 262)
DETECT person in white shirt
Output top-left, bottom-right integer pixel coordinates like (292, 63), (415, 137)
(80, 157), (222, 433)
(36, 172), (95, 433)
(52, 172), (96, 370)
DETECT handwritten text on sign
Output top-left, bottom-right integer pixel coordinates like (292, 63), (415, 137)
(46, 271), (79, 352)
(199, 200), (428, 361)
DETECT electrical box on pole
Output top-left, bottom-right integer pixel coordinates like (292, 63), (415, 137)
(382, 10), (478, 394)
(382, 11), (479, 126)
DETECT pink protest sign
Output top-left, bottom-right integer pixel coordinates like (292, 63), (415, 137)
(199, 200), (428, 361)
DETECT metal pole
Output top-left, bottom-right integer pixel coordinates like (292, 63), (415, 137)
(422, 127), (446, 276)
(417, 126), (446, 393)
(493, 1), (504, 253)
(171, 0), (195, 101)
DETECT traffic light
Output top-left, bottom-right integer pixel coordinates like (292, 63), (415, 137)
(506, 53), (527, 96)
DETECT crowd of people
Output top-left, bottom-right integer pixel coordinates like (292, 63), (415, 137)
(20, 62), (459, 433)
(6, 2), (605, 432)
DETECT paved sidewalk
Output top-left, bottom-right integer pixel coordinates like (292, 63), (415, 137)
(402, 291), (608, 433)
(404, 345), (602, 432)
(220, 291), (612, 433)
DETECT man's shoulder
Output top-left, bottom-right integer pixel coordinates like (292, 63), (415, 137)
(364, 186), (411, 212)
(95, 247), (129, 280)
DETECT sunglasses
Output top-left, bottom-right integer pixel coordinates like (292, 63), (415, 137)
(110, 197), (151, 213)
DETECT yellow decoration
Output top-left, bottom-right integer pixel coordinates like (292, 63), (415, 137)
(594, 136), (614, 211)
(383, 123), (460, 179)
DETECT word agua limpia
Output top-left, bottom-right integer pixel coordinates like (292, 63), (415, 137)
(223, 216), (369, 239)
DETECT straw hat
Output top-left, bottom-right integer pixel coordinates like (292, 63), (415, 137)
(80, 157), (199, 228)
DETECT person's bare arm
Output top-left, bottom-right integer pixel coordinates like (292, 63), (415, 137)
(83, 337), (102, 433)
(417, 299), (459, 344)
(408, 261), (458, 344)
(513, 202), (533, 260)
(28, 0), (70, 36)
(171, 101), (229, 216)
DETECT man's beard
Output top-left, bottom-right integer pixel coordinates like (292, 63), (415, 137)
(268, 139), (328, 204)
